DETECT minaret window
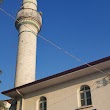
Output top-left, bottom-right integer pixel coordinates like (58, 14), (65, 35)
(39, 96), (47, 110)
(80, 85), (92, 106)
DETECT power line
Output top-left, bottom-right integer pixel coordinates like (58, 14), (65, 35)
(38, 34), (109, 75)
(47, 77), (110, 109)
(0, 7), (110, 78)
(0, 8), (16, 20)
(0, 7), (110, 109)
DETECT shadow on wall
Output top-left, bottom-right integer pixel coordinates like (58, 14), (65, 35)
(96, 76), (110, 88)
(25, 69), (110, 99)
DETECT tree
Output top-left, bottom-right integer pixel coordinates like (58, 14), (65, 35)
(0, 0), (3, 4)
(0, 70), (2, 83)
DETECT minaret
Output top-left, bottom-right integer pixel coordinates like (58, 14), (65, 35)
(15, 0), (42, 87)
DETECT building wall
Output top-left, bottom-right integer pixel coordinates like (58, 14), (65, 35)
(20, 68), (110, 110)
(0, 101), (11, 110)
(4, 102), (11, 110)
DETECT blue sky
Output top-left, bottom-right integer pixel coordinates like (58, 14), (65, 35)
(0, 0), (110, 100)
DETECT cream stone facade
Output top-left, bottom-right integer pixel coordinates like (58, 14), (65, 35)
(18, 69), (110, 110)
(2, 56), (110, 110)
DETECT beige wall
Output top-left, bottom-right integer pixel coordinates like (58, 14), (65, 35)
(18, 68), (110, 110)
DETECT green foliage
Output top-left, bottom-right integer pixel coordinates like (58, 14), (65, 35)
(0, 70), (2, 74)
(0, 0), (3, 4)
(0, 70), (2, 83)
(0, 101), (7, 110)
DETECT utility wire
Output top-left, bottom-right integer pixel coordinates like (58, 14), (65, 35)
(0, 7), (110, 109)
(47, 78), (110, 109)
(38, 34), (109, 75)
(0, 8), (16, 20)
(1, 7), (110, 97)
(0, 7), (110, 77)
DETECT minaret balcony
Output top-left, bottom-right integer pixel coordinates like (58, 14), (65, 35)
(15, 8), (42, 32)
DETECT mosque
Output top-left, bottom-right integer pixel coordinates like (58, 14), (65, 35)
(2, 0), (110, 110)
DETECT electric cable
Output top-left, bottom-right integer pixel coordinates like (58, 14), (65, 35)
(0, 7), (110, 109)
(0, 7), (110, 77)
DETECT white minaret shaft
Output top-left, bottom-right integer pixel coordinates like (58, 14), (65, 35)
(15, 0), (42, 87)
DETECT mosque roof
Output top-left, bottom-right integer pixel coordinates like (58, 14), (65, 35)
(2, 56), (110, 99)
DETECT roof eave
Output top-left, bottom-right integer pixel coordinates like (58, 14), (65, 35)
(2, 56), (110, 98)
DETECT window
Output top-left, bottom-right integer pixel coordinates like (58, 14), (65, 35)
(80, 85), (92, 106)
(39, 96), (47, 110)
